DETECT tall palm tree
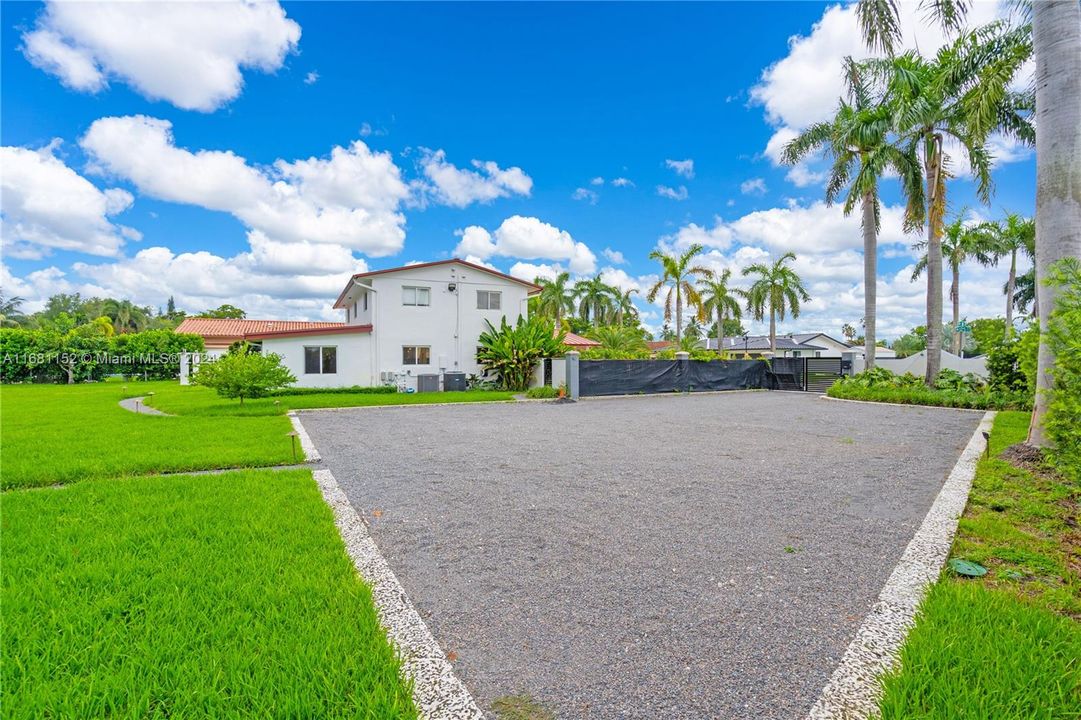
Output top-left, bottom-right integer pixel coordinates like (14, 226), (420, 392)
(864, 24), (1033, 383)
(783, 58), (924, 369)
(533, 272), (575, 323)
(697, 269), (744, 355)
(585, 325), (648, 353)
(103, 298), (149, 334)
(573, 275), (617, 326)
(0, 292), (26, 328)
(912, 215), (998, 354)
(1009, 268), (1036, 320)
(986, 213), (1035, 340)
(1030, 1), (1081, 447)
(614, 288), (639, 326)
(742, 253), (811, 356)
(646, 243), (711, 343)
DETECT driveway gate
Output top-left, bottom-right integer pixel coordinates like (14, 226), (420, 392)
(769, 357), (844, 392)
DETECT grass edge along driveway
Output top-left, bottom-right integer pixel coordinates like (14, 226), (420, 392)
(878, 411), (1081, 719)
(2, 469), (418, 719)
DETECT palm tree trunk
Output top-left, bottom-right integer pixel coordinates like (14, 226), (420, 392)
(1005, 249), (1016, 341)
(769, 308), (776, 356)
(862, 190), (877, 369)
(1029, 0), (1081, 447)
(924, 135), (945, 386)
(951, 264), (961, 355)
(717, 309), (725, 356)
(675, 288), (683, 344)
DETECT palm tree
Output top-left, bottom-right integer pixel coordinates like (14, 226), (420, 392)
(986, 213), (1035, 340)
(614, 288), (639, 326)
(864, 24), (1033, 383)
(742, 253), (811, 356)
(533, 272), (575, 324)
(0, 292), (26, 327)
(1010, 268), (1037, 320)
(586, 325), (648, 353)
(912, 216), (998, 354)
(697, 269), (744, 355)
(646, 243), (711, 343)
(782, 58), (924, 369)
(103, 299), (149, 334)
(573, 275), (617, 326)
(1030, 1), (1081, 447)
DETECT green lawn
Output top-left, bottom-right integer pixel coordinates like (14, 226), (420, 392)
(878, 411), (1081, 718)
(145, 383), (516, 416)
(2, 469), (417, 719)
(0, 382), (294, 489)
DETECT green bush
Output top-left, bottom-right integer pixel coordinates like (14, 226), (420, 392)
(830, 367), (1030, 411)
(193, 352), (296, 404)
(477, 315), (564, 391)
(579, 347), (651, 360)
(1044, 259), (1081, 480)
(986, 339), (1029, 393)
(525, 385), (560, 399)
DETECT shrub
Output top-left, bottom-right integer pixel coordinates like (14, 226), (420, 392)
(476, 315), (564, 391)
(580, 347), (651, 360)
(1044, 258), (1081, 480)
(193, 351), (296, 404)
(525, 385), (559, 399)
(986, 340), (1028, 393)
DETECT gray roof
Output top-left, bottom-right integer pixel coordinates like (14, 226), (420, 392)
(717, 335), (825, 351)
(789, 332), (854, 347)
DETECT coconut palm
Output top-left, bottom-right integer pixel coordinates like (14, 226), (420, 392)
(646, 244), (711, 343)
(986, 213), (1035, 340)
(697, 269), (744, 355)
(782, 58), (924, 369)
(1030, 1), (1081, 447)
(586, 325), (648, 353)
(864, 24), (1033, 383)
(742, 253), (811, 356)
(614, 288), (639, 326)
(0, 292), (26, 328)
(1010, 268), (1037, 319)
(573, 275), (618, 326)
(533, 272), (575, 323)
(911, 215), (998, 354)
(102, 299), (150, 334)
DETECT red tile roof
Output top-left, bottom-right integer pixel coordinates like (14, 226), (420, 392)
(646, 340), (674, 351)
(562, 331), (601, 348)
(176, 317), (346, 345)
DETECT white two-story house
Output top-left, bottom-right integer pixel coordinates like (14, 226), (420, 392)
(180, 259), (540, 390)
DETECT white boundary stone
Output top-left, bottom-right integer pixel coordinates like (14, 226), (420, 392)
(806, 410), (996, 719)
(295, 412), (483, 720)
(287, 411), (322, 463)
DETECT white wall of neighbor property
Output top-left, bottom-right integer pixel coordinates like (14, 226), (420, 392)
(851, 350), (988, 378)
(531, 358), (567, 388)
(338, 263), (530, 391)
(259, 333), (374, 388)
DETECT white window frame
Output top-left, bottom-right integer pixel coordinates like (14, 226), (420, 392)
(476, 289), (502, 310)
(402, 286), (430, 307)
(402, 345), (431, 365)
(304, 345), (338, 374)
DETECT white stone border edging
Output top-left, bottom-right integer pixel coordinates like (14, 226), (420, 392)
(287, 411), (322, 463)
(293, 414), (483, 720)
(806, 410), (995, 720)
(819, 394), (987, 413)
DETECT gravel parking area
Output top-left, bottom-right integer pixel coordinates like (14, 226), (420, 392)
(301, 392), (982, 719)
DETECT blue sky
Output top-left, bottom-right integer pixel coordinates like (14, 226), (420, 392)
(1, 1), (1034, 339)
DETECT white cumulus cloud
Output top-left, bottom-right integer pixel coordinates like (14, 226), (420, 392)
(22, 0), (301, 112)
(665, 158), (695, 179)
(656, 185), (689, 201)
(417, 149), (532, 208)
(454, 215), (596, 274)
(740, 178), (768, 196)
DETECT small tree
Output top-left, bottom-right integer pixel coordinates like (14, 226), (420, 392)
(193, 351), (295, 404)
(477, 315), (564, 391)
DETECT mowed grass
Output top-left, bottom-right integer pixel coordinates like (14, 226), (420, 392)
(145, 384), (516, 417)
(879, 411), (1081, 718)
(0, 382), (295, 489)
(2, 469), (417, 720)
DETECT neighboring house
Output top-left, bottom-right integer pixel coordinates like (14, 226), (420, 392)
(180, 259), (540, 389)
(563, 331), (600, 351)
(705, 332), (896, 358)
(175, 318), (345, 358)
(646, 340), (675, 352)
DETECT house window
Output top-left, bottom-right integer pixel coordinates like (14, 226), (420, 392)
(304, 346), (337, 374)
(477, 290), (501, 310)
(792, 351), (801, 358)
(363, 292), (368, 311)
(402, 346), (431, 365)
(402, 286), (430, 306)
(352, 301), (357, 318)
(815, 351), (822, 357)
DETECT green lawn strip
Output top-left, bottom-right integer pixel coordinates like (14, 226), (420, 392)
(878, 411), (1081, 717)
(145, 383), (516, 417)
(2, 469), (417, 720)
(1, 382), (295, 489)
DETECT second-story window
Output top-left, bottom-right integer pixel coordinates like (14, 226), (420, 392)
(476, 290), (502, 310)
(402, 286), (430, 306)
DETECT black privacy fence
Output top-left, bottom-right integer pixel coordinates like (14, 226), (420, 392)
(578, 359), (770, 397)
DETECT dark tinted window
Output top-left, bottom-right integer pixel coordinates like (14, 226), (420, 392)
(321, 346), (337, 373)
(304, 346), (320, 374)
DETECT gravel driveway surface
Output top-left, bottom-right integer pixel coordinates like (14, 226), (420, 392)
(300, 392), (982, 720)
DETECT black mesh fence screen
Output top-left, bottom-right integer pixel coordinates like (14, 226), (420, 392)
(578, 359), (770, 397)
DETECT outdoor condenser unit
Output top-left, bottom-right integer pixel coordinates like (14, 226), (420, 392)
(416, 373), (440, 393)
(443, 372), (467, 391)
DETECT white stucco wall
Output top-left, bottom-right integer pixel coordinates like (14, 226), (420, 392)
(259, 332), (374, 388)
